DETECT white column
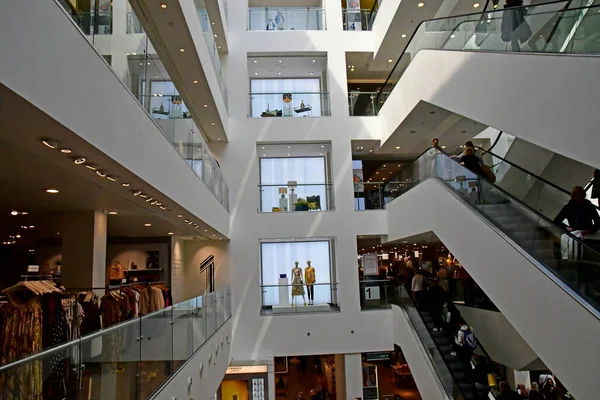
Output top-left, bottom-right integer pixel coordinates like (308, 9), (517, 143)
(61, 210), (107, 290)
(344, 353), (363, 399)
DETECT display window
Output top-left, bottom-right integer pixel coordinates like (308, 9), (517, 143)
(218, 365), (268, 400)
(260, 239), (338, 312)
(250, 78), (323, 117)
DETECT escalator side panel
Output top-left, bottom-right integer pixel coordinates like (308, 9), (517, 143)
(386, 178), (600, 400)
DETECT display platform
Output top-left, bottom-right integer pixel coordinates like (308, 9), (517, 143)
(272, 303), (331, 314)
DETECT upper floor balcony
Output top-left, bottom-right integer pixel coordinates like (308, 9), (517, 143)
(248, 7), (326, 31)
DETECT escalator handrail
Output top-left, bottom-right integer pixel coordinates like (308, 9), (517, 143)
(374, 0), (585, 108)
(478, 147), (600, 213)
(395, 284), (473, 399)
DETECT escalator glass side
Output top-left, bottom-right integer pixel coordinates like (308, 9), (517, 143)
(376, 0), (600, 109)
(401, 149), (600, 315)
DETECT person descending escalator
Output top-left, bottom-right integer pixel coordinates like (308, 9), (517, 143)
(497, 381), (520, 400)
(460, 146), (486, 177)
(473, 355), (493, 400)
(451, 323), (477, 383)
(428, 278), (447, 332)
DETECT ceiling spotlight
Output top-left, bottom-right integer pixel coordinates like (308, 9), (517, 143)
(388, 59), (393, 63)
(145, 197), (154, 202)
(179, 48), (185, 52)
(211, 122), (216, 126)
(122, 183), (130, 187)
(96, 170), (107, 178)
(168, 232), (174, 235)
(287, 153), (291, 156)
(193, 80), (198, 84)
(401, 34), (407, 38)
(214, 34), (218, 38)
(10, 211), (18, 216)
(204, 229), (208, 232)
(42, 139), (59, 149)
(278, 60), (282, 63)
(133, 190), (142, 196)
(151, 200), (158, 205)
(312, 59), (316, 63)
(46, 189), (59, 194)
(254, 72), (258, 76)
(203, 104), (208, 108)
(74, 157), (86, 165)
(108, 211), (118, 215)
(450, 34), (456, 38)
(106, 176), (116, 182)
(310, 72), (314, 75)
(383, 165), (387, 167)
(15, 234), (21, 239)
(85, 164), (96, 171)
(253, 60), (258, 63)
(212, 234), (216, 237)
(418, 2), (425, 7)
(159, 206), (166, 210)
(60, 148), (72, 154)
(278, 72), (282, 75)
(160, 3), (167, 8)
(187, 221), (193, 225)
(395, 146), (401, 150)
(287, 146), (291, 149)
(177, 214), (183, 218)
(184, 219), (191, 223)
(263, 154), (266, 157)
(473, 2), (480, 7)
(144, 223), (152, 227)
(441, 145), (447, 149)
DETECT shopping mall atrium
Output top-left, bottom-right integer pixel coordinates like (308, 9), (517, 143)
(0, 0), (598, 399)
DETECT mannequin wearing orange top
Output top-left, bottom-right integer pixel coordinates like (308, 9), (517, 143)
(305, 260), (316, 305)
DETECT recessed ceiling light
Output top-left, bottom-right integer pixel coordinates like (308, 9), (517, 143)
(108, 211), (118, 215)
(106, 176), (116, 182)
(212, 234), (216, 237)
(287, 146), (291, 149)
(122, 183), (130, 187)
(160, 3), (167, 8)
(177, 214), (183, 218)
(401, 34), (407, 38)
(147, 62), (151, 65)
(278, 60), (282, 63)
(74, 157), (86, 165)
(150, 200), (158, 205)
(253, 60), (258, 63)
(159, 206), (166, 210)
(214, 34), (218, 38)
(383, 165), (387, 167)
(217, 137), (221, 141)
(418, 2), (425, 7)
(42, 139), (59, 149)
(204, 229), (208, 232)
(139, 63), (143, 66)
(369, 149), (374, 152)
(211, 122), (216, 126)
(60, 148), (72, 154)
(145, 197), (154, 202)
(179, 48), (185, 52)
(310, 72), (314, 75)
(193, 80), (198, 84)
(441, 145), (447, 149)
(319, 153), (323, 156)
(184, 219), (191, 223)
(287, 153), (291, 156)
(254, 72), (258, 76)
(96, 170), (107, 178)
(46, 189), (59, 194)
(144, 223), (152, 227)
(376, 172), (379, 175)
(133, 190), (142, 196)
(10, 211), (18, 216)
(473, 2), (480, 7)
(168, 232), (174, 235)
(388, 59), (393, 63)
(312, 59), (316, 63)
(395, 146), (401, 150)
(203, 104), (208, 108)
(29, 225), (35, 228)
(15, 234), (21, 239)
(278, 72), (281, 75)
(450, 34), (456, 38)
(85, 164), (96, 170)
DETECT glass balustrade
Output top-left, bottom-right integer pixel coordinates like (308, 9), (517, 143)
(348, 91), (379, 116)
(53, 2), (230, 211)
(342, 9), (376, 31)
(249, 92), (331, 117)
(376, 0), (600, 109)
(258, 183), (334, 212)
(354, 180), (418, 210)
(248, 7), (326, 31)
(0, 288), (231, 400)
(260, 283), (339, 314)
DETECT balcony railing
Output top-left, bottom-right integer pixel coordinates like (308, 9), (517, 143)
(249, 92), (331, 117)
(258, 183), (334, 212)
(260, 283), (339, 314)
(196, 2), (229, 107)
(348, 91), (378, 116)
(354, 181), (418, 210)
(248, 7), (326, 31)
(342, 8), (375, 31)
(54, 2), (230, 211)
(0, 287), (231, 400)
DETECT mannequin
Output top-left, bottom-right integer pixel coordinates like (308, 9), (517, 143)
(305, 260), (316, 305)
(291, 261), (306, 307)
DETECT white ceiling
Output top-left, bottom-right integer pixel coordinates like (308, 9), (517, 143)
(0, 84), (225, 244)
(248, 55), (327, 79)
(257, 142), (330, 158)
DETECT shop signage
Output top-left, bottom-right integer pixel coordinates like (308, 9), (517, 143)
(27, 265), (40, 273)
(362, 254), (378, 275)
(365, 352), (391, 361)
(226, 365), (268, 374)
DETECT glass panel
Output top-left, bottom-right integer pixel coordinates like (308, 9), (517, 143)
(193, 295), (208, 353)
(259, 183), (334, 212)
(126, 11), (144, 34)
(359, 280), (392, 309)
(376, 1), (600, 110)
(79, 319), (141, 400)
(342, 9), (376, 31)
(172, 299), (196, 371)
(204, 292), (218, 337)
(260, 283), (339, 314)
(139, 307), (174, 398)
(248, 8), (326, 31)
(348, 91), (377, 116)
(0, 340), (81, 400)
(249, 92), (331, 117)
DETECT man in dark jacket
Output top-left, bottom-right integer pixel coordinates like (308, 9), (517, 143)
(497, 381), (520, 400)
(428, 278), (447, 332)
(554, 186), (600, 235)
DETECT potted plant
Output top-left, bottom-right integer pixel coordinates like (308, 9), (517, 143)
(294, 198), (310, 211)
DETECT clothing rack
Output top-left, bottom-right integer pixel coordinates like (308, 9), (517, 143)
(21, 274), (59, 281)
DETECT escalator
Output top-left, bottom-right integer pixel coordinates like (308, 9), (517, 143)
(374, 0), (600, 169)
(385, 148), (600, 399)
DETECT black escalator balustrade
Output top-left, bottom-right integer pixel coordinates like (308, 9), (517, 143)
(399, 148), (600, 314)
(374, 0), (600, 111)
